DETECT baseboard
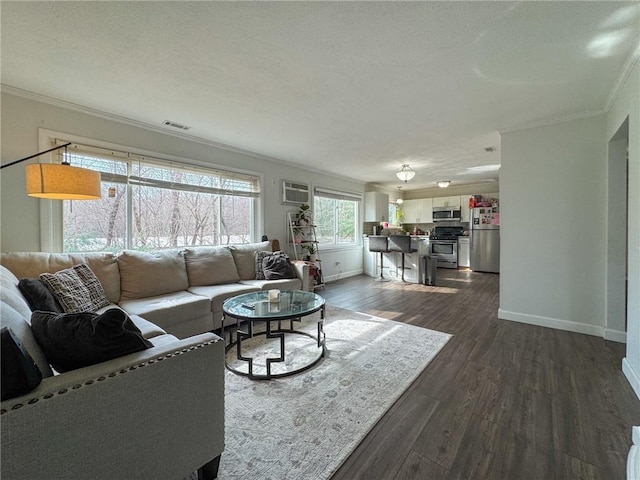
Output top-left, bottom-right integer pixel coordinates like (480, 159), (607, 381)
(623, 357), (640, 401)
(604, 328), (627, 343)
(323, 269), (362, 283)
(498, 309), (604, 337)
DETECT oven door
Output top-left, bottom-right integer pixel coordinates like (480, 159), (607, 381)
(429, 240), (458, 268)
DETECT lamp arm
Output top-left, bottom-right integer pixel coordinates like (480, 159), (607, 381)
(0, 143), (72, 170)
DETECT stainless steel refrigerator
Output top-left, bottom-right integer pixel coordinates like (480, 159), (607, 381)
(470, 207), (500, 273)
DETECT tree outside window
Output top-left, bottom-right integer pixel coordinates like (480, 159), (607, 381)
(313, 192), (359, 247)
(62, 149), (257, 252)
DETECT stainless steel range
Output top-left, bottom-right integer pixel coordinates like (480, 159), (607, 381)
(429, 226), (464, 269)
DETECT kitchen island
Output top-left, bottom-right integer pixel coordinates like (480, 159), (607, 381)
(363, 236), (430, 283)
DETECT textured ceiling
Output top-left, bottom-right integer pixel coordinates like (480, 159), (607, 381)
(2, 1), (639, 191)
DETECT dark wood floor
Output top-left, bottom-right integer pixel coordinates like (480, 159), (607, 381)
(322, 270), (640, 480)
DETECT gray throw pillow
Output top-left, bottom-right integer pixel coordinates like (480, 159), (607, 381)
(254, 251), (274, 280)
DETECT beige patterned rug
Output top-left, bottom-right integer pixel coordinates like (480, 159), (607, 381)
(218, 305), (452, 479)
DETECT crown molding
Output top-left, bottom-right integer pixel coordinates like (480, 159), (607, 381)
(499, 109), (605, 135)
(1, 84), (362, 185)
(605, 34), (640, 112)
(1, 84), (286, 162)
(499, 35), (640, 135)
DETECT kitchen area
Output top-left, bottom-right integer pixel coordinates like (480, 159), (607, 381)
(363, 191), (500, 284)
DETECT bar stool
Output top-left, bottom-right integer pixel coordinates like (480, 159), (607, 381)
(368, 236), (390, 282)
(388, 235), (417, 282)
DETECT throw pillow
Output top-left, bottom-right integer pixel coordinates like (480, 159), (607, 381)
(1, 326), (43, 400)
(30, 309), (153, 373)
(73, 264), (111, 310)
(229, 241), (272, 280)
(18, 278), (63, 313)
(262, 252), (296, 280)
(254, 251), (274, 280)
(39, 264), (110, 313)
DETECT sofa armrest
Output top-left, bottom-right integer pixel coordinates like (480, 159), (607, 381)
(292, 261), (312, 291)
(1, 333), (225, 480)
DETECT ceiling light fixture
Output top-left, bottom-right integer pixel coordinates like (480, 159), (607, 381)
(436, 180), (451, 188)
(396, 186), (403, 204)
(0, 143), (102, 200)
(396, 164), (415, 183)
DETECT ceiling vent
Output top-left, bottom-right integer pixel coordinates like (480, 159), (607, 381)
(162, 120), (191, 131)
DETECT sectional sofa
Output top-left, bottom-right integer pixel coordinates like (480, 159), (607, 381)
(0, 240), (308, 479)
(1, 240), (310, 338)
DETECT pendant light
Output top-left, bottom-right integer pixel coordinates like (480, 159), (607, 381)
(1, 143), (101, 200)
(396, 164), (415, 183)
(436, 180), (451, 188)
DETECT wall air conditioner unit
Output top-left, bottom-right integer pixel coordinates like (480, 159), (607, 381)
(282, 180), (310, 205)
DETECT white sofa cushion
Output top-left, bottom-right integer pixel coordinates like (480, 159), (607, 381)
(229, 241), (271, 280)
(118, 291), (212, 338)
(118, 250), (189, 300)
(183, 246), (240, 286)
(188, 283), (261, 329)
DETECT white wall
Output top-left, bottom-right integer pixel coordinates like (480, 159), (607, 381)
(607, 59), (640, 399)
(499, 114), (609, 337)
(0, 92), (365, 277)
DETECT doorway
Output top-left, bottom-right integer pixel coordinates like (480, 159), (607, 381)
(606, 117), (629, 341)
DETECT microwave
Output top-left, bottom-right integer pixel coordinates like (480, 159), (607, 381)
(432, 206), (461, 222)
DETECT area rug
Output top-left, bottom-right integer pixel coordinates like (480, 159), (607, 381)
(218, 305), (452, 479)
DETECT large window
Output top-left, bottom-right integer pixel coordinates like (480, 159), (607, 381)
(60, 141), (260, 252)
(313, 187), (360, 247)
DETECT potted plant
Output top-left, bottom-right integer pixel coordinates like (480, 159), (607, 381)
(302, 243), (317, 261)
(296, 204), (312, 226)
(292, 226), (305, 244)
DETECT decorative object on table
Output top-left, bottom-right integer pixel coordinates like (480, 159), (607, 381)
(0, 142), (101, 200)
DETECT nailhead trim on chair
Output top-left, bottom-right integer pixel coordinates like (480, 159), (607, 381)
(0, 339), (219, 415)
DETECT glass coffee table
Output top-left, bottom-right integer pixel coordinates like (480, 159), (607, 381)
(222, 290), (326, 380)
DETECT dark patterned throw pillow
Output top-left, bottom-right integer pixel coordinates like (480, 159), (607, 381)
(254, 251), (274, 280)
(39, 264), (110, 313)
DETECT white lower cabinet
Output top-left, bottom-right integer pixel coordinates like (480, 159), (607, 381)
(363, 239), (377, 276)
(364, 237), (426, 283)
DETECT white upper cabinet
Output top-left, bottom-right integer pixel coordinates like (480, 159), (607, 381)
(364, 191), (390, 222)
(417, 198), (433, 223)
(432, 196), (461, 208)
(401, 198), (432, 223)
(402, 199), (418, 223)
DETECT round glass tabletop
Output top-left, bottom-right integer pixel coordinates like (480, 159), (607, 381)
(223, 289), (325, 321)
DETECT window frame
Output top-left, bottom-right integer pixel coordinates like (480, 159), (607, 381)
(312, 186), (362, 251)
(37, 129), (264, 252)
